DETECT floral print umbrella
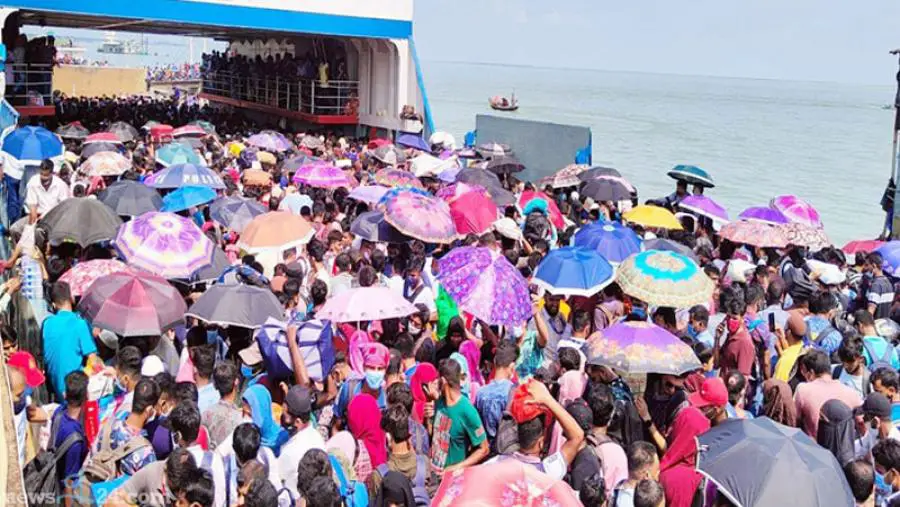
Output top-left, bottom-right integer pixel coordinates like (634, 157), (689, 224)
(616, 250), (714, 308)
(584, 321), (702, 375)
(778, 222), (830, 250)
(378, 187), (457, 244)
(374, 168), (423, 189)
(537, 164), (589, 189)
(114, 212), (214, 279)
(58, 259), (130, 297)
(437, 246), (531, 326)
(433, 459), (580, 507)
(718, 220), (789, 248)
(81, 151), (132, 177)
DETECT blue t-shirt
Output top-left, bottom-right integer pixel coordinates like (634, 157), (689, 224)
(52, 406), (86, 483)
(197, 383), (221, 414)
(333, 379), (386, 420)
(42, 310), (97, 400)
(862, 336), (900, 370)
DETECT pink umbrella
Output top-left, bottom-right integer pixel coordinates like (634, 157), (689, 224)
(78, 271), (186, 336)
(437, 183), (499, 235)
(519, 190), (565, 230)
(58, 259), (130, 297)
(843, 240), (884, 255)
(84, 132), (122, 144)
(770, 195), (822, 228)
(315, 286), (418, 323)
(679, 195), (728, 222)
(173, 125), (206, 137)
(718, 220), (789, 248)
(292, 163), (352, 189)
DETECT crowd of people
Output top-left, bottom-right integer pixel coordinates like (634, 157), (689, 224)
(146, 64), (202, 83)
(1, 96), (898, 507)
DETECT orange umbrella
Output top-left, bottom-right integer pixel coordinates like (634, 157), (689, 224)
(237, 212), (314, 253)
(433, 459), (581, 506)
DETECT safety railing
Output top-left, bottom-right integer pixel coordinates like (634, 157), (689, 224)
(4, 64), (53, 107)
(202, 71), (359, 116)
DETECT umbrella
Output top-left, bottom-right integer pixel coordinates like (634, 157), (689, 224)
(56, 122), (89, 140)
(718, 220), (789, 248)
(256, 151), (276, 165)
(39, 197), (123, 247)
(410, 153), (457, 178)
(778, 222), (830, 249)
(83, 132), (122, 145)
(378, 187), (458, 243)
(58, 259), (130, 297)
(455, 168), (516, 206)
(149, 163), (225, 189)
(537, 164), (589, 189)
(437, 246), (531, 326)
(573, 222), (642, 264)
(142, 121), (160, 131)
(667, 164), (714, 188)
(584, 321), (701, 375)
(107, 121), (139, 143)
(98, 181), (163, 216)
(875, 242), (900, 276)
(2, 126), (63, 161)
(350, 211), (411, 243)
(374, 168), (423, 189)
(533, 246), (615, 297)
(519, 190), (566, 230)
(189, 120), (216, 135)
(476, 142), (512, 158)
(643, 238), (699, 261)
(697, 417), (854, 507)
(679, 194), (729, 223)
(189, 247), (232, 283)
(260, 130), (295, 151)
(209, 196), (267, 233)
(238, 212), (315, 253)
(78, 271), (186, 336)
(433, 458), (580, 507)
(770, 195), (822, 228)
(155, 143), (204, 167)
(115, 212), (214, 278)
(738, 206), (789, 225)
(348, 185), (389, 204)
(185, 284), (284, 328)
(80, 152), (131, 177)
(242, 169), (272, 186)
(225, 141), (246, 158)
(622, 205), (683, 230)
(616, 250), (714, 308)
(843, 239), (884, 255)
(247, 132), (290, 152)
(316, 286), (418, 322)
(299, 135), (324, 150)
(396, 133), (430, 151)
(173, 125), (206, 138)
(371, 145), (406, 166)
(282, 154), (320, 172)
(161, 186), (217, 213)
(484, 155), (525, 175)
(580, 176), (633, 202)
(437, 183), (499, 235)
(292, 163), (352, 188)
(278, 193), (314, 216)
(81, 142), (122, 159)
(578, 165), (623, 183)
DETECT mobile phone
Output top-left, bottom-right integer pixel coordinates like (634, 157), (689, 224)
(768, 313), (776, 332)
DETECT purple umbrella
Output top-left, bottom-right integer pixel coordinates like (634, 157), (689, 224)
(78, 271), (186, 336)
(678, 195), (728, 222)
(114, 212), (215, 278)
(584, 321), (701, 375)
(437, 246), (531, 326)
(247, 132), (290, 152)
(396, 133), (430, 152)
(738, 206), (789, 225)
(348, 185), (390, 204)
(292, 163), (352, 188)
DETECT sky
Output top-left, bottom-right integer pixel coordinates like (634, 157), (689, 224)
(413, 0), (900, 85)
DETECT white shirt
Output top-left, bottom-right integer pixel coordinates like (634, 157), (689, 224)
(216, 428), (283, 506)
(187, 444), (228, 507)
(386, 275), (405, 296)
(278, 424), (325, 500)
(407, 283), (436, 313)
(855, 425), (900, 460)
(25, 175), (69, 216)
(557, 336), (588, 369)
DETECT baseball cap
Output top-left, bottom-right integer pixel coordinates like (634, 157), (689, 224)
(856, 392), (892, 420)
(688, 377), (728, 409)
(8, 351), (45, 388)
(285, 385), (313, 417)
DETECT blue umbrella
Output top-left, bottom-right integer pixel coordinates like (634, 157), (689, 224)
(210, 196), (267, 233)
(156, 143), (204, 167)
(667, 164), (715, 188)
(150, 163), (225, 190)
(875, 241), (900, 277)
(533, 246), (615, 297)
(396, 133), (430, 152)
(161, 186), (217, 213)
(573, 222), (642, 264)
(2, 126), (63, 161)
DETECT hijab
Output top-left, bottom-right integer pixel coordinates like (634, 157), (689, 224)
(459, 340), (485, 386)
(816, 399), (855, 467)
(450, 352), (472, 398)
(659, 407), (711, 507)
(242, 385), (284, 450)
(374, 471), (415, 507)
(548, 370), (588, 454)
(762, 379), (797, 427)
(348, 330), (373, 376)
(347, 393), (387, 467)
(410, 362), (438, 424)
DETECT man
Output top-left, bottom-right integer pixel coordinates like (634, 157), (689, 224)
(192, 345), (220, 413)
(807, 290), (842, 356)
(386, 383), (430, 456)
(333, 342), (389, 421)
(716, 291), (755, 378)
(536, 293), (571, 364)
(403, 255), (436, 316)
(872, 439), (900, 505)
(42, 281), (98, 400)
(794, 349), (862, 437)
(557, 309), (591, 368)
(844, 459), (876, 507)
(202, 361), (242, 450)
(170, 402), (227, 507)
(615, 441), (660, 507)
(89, 378), (159, 477)
(855, 392), (900, 460)
(475, 343), (517, 447)
(278, 385), (325, 500)
(834, 335), (872, 399)
(864, 252), (894, 320)
(688, 376), (728, 427)
(854, 310), (900, 370)
(585, 384), (627, 494)
(328, 253), (353, 297)
(431, 359), (489, 475)
(872, 368), (900, 430)
(652, 307), (678, 336)
(25, 158), (69, 222)
(113, 345), (143, 416)
(366, 405), (428, 500)
(104, 448), (196, 507)
(685, 305), (713, 347)
(773, 300), (810, 383)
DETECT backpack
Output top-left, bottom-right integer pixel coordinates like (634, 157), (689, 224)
(832, 364), (872, 397)
(23, 409), (83, 507)
(328, 454), (368, 507)
(863, 339), (895, 373)
(376, 455), (430, 506)
(256, 317), (335, 383)
(72, 415), (151, 507)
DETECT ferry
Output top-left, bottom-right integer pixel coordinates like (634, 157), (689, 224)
(97, 32), (149, 55)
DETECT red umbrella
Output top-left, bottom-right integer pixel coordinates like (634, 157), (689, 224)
(519, 190), (565, 230)
(433, 459), (581, 506)
(84, 132), (122, 144)
(843, 239), (884, 255)
(77, 271), (186, 337)
(437, 183), (499, 235)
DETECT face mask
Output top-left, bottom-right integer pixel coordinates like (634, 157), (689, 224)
(12, 397), (25, 415)
(364, 370), (385, 390)
(280, 413), (295, 431)
(876, 471), (893, 499)
(631, 307), (646, 320)
(114, 376), (127, 394)
(727, 318), (741, 334)
(240, 365), (254, 379)
(408, 324), (421, 336)
(686, 324), (698, 338)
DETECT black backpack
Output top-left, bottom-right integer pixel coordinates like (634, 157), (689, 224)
(23, 409), (83, 507)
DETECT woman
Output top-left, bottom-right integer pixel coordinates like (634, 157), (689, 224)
(409, 362), (439, 424)
(435, 317), (467, 364)
(348, 393), (388, 481)
(548, 369), (587, 455)
(327, 430), (370, 484)
(373, 471), (416, 507)
(242, 385), (287, 454)
(459, 340), (485, 390)
(762, 379), (796, 427)
(659, 407), (711, 507)
(450, 352), (476, 400)
(816, 399), (855, 467)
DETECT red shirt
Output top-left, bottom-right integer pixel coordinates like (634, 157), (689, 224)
(719, 328), (755, 377)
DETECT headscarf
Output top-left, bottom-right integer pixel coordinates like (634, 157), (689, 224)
(762, 379), (797, 427)
(450, 352), (472, 398)
(816, 399), (855, 467)
(326, 431), (358, 481)
(374, 471), (415, 507)
(659, 407), (711, 507)
(549, 370), (588, 454)
(361, 342), (390, 369)
(242, 385), (284, 450)
(459, 340), (484, 386)
(410, 362), (438, 424)
(348, 330), (373, 376)
(347, 393), (387, 467)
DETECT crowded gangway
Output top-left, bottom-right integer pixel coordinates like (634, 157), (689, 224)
(2, 95), (897, 507)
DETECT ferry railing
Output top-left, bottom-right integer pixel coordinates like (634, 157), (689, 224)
(202, 71), (358, 117)
(4, 64), (53, 107)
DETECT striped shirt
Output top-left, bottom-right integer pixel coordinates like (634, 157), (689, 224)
(867, 275), (894, 320)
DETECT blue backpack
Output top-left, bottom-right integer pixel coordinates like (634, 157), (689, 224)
(328, 455), (368, 507)
(256, 317), (335, 382)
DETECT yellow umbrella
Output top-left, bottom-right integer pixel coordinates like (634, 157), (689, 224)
(622, 205), (683, 230)
(257, 151), (277, 165)
(226, 141), (246, 158)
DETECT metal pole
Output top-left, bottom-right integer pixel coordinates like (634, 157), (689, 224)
(890, 50), (900, 238)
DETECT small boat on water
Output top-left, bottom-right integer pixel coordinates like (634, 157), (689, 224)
(490, 94), (518, 112)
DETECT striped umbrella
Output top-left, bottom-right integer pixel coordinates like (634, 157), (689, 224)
(83, 132), (122, 144)
(115, 212), (214, 278)
(667, 165), (715, 188)
(292, 163), (352, 188)
(81, 152), (132, 177)
(616, 250), (714, 308)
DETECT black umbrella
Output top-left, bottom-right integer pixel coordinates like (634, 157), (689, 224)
(188, 247), (232, 284)
(56, 122), (89, 140)
(697, 417), (854, 507)
(185, 284), (284, 329)
(350, 211), (411, 243)
(98, 180), (163, 217)
(484, 156), (525, 175)
(643, 239), (699, 261)
(39, 197), (123, 247)
(578, 166), (622, 183)
(580, 177), (632, 202)
(107, 121), (139, 143)
(209, 196), (267, 233)
(282, 154), (320, 172)
(81, 142), (123, 159)
(455, 168), (516, 207)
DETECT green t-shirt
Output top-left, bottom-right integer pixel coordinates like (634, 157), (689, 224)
(430, 395), (485, 472)
(435, 286), (459, 340)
